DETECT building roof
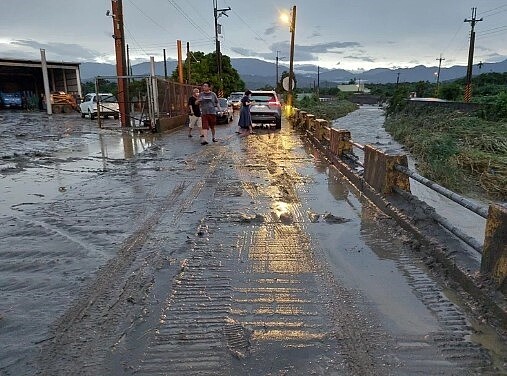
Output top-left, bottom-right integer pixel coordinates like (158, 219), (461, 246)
(0, 57), (80, 70)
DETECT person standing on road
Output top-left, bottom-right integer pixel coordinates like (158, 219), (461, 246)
(197, 82), (221, 145)
(238, 90), (255, 136)
(187, 87), (202, 138)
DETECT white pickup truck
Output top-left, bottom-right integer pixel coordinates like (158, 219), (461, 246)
(79, 93), (119, 119)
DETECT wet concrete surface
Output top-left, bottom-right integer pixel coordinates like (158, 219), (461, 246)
(0, 110), (505, 375)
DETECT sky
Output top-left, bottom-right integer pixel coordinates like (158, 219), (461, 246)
(0, 0), (506, 72)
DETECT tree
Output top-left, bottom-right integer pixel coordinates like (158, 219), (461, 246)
(439, 83), (462, 101)
(171, 51), (244, 97)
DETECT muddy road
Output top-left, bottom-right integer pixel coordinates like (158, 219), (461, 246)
(0, 110), (505, 375)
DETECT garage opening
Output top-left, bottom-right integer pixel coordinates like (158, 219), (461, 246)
(0, 58), (81, 111)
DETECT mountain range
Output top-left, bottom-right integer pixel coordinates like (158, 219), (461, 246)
(80, 58), (507, 88)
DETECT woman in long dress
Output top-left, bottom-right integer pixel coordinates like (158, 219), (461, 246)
(237, 90), (254, 136)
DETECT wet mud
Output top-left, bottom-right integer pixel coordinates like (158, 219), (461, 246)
(0, 110), (505, 375)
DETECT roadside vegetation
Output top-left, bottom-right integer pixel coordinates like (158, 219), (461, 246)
(383, 74), (507, 200)
(294, 91), (358, 122)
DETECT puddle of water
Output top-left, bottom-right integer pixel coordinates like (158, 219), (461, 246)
(442, 287), (507, 372)
(0, 112), (161, 374)
(297, 156), (439, 336)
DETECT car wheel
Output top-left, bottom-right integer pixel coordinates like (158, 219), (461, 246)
(114, 115), (119, 120)
(80, 112), (85, 118)
(89, 110), (95, 120)
(275, 118), (282, 129)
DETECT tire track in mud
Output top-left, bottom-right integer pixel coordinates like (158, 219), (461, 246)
(395, 255), (493, 372)
(36, 180), (188, 375)
(133, 145), (249, 375)
(36, 144), (231, 375)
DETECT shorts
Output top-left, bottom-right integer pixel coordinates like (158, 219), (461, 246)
(188, 114), (202, 128)
(201, 114), (216, 130)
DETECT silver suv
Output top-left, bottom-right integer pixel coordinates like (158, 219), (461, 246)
(249, 90), (282, 129)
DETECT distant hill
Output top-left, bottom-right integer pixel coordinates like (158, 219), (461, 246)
(80, 58), (507, 88)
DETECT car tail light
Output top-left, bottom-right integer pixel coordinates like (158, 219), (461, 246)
(268, 98), (281, 107)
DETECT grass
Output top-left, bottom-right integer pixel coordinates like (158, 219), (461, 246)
(385, 108), (507, 200)
(296, 99), (358, 122)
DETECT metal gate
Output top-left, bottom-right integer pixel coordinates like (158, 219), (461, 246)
(93, 75), (194, 131)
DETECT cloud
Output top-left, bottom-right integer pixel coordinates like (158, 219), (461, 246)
(229, 47), (258, 57)
(9, 39), (102, 61)
(229, 40), (363, 64)
(343, 54), (376, 63)
(264, 25), (279, 36)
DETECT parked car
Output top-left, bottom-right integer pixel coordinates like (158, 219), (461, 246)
(216, 98), (233, 124)
(228, 92), (243, 110)
(249, 90), (282, 129)
(79, 93), (119, 119)
(0, 92), (23, 109)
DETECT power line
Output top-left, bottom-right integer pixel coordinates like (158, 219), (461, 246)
(182, 0), (213, 30)
(164, 0), (212, 39)
(478, 4), (507, 18)
(125, 0), (173, 36)
(477, 25), (507, 38)
(123, 24), (150, 58)
(223, 1), (270, 48)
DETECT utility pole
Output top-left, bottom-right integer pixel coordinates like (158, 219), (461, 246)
(177, 40), (184, 84)
(163, 48), (167, 79)
(213, 0), (230, 89)
(317, 65), (320, 99)
(464, 7), (482, 102)
(435, 55), (445, 96)
(276, 50), (280, 90)
(287, 5), (296, 110)
(396, 72), (400, 89)
(187, 42), (191, 84)
(111, 0), (129, 127)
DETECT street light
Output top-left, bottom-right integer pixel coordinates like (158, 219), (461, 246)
(280, 6), (296, 115)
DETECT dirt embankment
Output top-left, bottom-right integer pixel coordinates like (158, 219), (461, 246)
(385, 108), (507, 201)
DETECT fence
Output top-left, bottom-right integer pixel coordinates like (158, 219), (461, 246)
(94, 76), (194, 131)
(290, 108), (507, 292)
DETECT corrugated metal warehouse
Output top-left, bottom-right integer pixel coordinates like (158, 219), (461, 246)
(0, 57), (81, 110)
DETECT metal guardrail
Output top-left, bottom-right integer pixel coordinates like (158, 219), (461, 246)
(394, 165), (489, 219)
(293, 109), (506, 288)
(350, 141), (364, 150)
(342, 137), (487, 253)
(393, 187), (484, 253)
(393, 164), (488, 254)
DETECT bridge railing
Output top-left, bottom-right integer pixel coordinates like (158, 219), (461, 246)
(289, 108), (507, 292)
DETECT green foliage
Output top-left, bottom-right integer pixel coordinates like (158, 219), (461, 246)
(385, 88), (409, 116)
(385, 108), (507, 199)
(81, 79), (118, 96)
(171, 51), (245, 96)
(296, 98), (358, 121)
(414, 81), (432, 98)
(439, 82), (462, 101)
(298, 94), (318, 108)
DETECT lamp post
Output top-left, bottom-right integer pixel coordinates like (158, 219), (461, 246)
(287, 5), (296, 112)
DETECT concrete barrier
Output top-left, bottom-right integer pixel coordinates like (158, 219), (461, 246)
(314, 119), (328, 141)
(305, 114), (315, 131)
(157, 114), (188, 133)
(481, 204), (507, 293)
(329, 128), (352, 157)
(289, 107), (506, 319)
(364, 145), (411, 194)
